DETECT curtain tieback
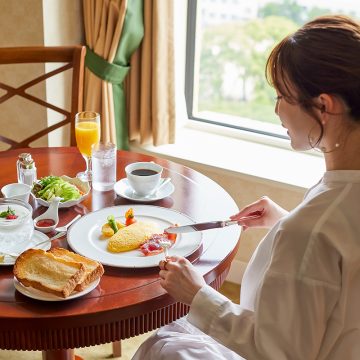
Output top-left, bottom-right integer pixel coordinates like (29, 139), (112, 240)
(85, 47), (130, 84)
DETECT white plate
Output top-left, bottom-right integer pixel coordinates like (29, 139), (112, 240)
(0, 230), (50, 266)
(14, 277), (100, 301)
(32, 175), (90, 208)
(114, 178), (175, 202)
(67, 205), (202, 268)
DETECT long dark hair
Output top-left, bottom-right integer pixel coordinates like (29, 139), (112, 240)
(266, 15), (360, 144)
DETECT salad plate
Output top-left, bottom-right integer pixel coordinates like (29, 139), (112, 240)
(67, 205), (202, 268)
(32, 175), (90, 208)
(14, 277), (100, 301)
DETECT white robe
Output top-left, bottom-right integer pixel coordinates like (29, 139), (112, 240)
(133, 170), (360, 359)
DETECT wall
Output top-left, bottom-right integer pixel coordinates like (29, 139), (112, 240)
(0, 0), (46, 150)
(0, 0), (84, 150)
(42, 0), (84, 146)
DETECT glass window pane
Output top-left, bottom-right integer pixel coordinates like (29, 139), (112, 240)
(192, 0), (360, 137)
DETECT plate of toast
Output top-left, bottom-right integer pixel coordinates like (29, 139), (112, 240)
(13, 247), (104, 300)
(14, 277), (100, 301)
(67, 205), (203, 268)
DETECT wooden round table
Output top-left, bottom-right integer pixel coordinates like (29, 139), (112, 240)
(0, 147), (241, 360)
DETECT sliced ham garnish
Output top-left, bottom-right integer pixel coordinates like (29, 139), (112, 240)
(140, 233), (174, 256)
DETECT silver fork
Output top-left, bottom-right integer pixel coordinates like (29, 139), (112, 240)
(0, 231), (66, 258)
(158, 239), (171, 259)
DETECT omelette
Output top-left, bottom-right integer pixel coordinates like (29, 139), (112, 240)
(107, 221), (161, 253)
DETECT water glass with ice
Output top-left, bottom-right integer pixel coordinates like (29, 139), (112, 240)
(91, 142), (117, 191)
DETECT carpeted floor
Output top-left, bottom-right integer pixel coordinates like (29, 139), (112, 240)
(0, 282), (240, 360)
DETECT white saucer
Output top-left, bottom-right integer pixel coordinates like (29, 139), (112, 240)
(114, 178), (175, 202)
(0, 230), (50, 266)
(14, 277), (100, 301)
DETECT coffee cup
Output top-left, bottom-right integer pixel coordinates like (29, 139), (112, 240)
(125, 162), (163, 197)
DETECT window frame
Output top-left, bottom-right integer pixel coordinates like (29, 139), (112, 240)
(184, 0), (289, 141)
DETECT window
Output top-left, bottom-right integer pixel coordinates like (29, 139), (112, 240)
(185, 0), (360, 141)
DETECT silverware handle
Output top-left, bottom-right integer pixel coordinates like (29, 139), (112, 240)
(35, 231), (66, 247)
(224, 214), (262, 227)
(64, 214), (81, 229)
(224, 220), (239, 227)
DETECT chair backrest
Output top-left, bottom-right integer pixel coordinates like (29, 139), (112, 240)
(0, 46), (85, 149)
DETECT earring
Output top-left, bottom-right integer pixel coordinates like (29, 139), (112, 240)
(320, 105), (326, 125)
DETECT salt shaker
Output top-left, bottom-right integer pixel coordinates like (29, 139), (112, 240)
(17, 153), (37, 186)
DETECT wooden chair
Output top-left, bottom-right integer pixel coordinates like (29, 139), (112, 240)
(0, 46), (85, 149)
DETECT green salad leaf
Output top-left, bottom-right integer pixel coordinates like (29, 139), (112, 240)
(33, 176), (82, 202)
(0, 206), (16, 218)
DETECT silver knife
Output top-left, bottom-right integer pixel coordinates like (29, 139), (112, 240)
(164, 213), (263, 234)
(164, 220), (239, 234)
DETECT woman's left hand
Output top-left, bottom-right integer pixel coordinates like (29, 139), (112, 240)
(159, 256), (206, 305)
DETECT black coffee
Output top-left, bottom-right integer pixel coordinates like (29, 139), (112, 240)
(131, 169), (158, 176)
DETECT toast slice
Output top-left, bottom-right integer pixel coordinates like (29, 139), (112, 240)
(107, 221), (161, 253)
(49, 247), (104, 291)
(13, 248), (85, 298)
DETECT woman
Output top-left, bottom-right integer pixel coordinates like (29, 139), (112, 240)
(133, 15), (360, 359)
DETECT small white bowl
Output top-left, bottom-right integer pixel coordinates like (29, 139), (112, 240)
(0, 198), (32, 229)
(33, 197), (60, 233)
(34, 216), (58, 234)
(0, 199), (34, 245)
(1, 183), (31, 203)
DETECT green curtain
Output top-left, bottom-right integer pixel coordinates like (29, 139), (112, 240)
(85, 0), (144, 149)
(113, 0), (144, 149)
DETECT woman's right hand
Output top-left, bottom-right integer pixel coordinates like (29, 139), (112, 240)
(230, 196), (288, 230)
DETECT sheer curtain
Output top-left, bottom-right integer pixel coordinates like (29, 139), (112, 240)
(125, 0), (176, 146)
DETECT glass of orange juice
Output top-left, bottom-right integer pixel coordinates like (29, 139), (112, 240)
(75, 111), (101, 181)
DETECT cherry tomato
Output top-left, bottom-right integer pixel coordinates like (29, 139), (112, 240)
(125, 217), (136, 226)
(165, 223), (178, 241)
(125, 208), (136, 226)
(166, 232), (177, 241)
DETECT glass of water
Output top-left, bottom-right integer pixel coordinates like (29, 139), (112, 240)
(91, 142), (117, 191)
